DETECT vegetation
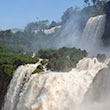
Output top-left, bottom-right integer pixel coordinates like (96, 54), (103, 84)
(84, 0), (108, 6)
(0, 1), (108, 108)
(0, 53), (38, 78)
(0, 41), (39, 108)
(32, 65), (44, 74)
(37, 65), (43, 70)
(37, 47), (87, 72)
(41, 60), (47, 65)
(32, 69), (43, 74)
(0, 37), (87, 108)
(32, 47), (88, 73)
(0, 3), (106, 54)
(84, 0), (109, 16)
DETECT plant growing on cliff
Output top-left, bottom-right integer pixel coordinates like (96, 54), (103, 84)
(37, 47), (87, 72)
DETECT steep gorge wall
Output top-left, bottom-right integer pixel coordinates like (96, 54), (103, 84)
(102, 1), (110, 46)
(78, 64), (110, 110)
(85, 67), (110, 102)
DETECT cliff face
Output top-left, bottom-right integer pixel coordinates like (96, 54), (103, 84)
(0, 79), (10, 110)
(102, 1), (110, 46)
(85, 67), (110, 102)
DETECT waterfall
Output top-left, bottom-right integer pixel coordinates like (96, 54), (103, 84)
(2, 15), (109, 110)
(83, 15), (105, 42)
(55, 15), (107, 56)
(2, 63), (41, 110)
(78, 64), (110, 110)
(2, 58), (108, 110)
(79, 15), (106, 56)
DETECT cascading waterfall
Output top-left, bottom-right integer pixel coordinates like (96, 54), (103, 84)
(2, 58), (109, 110)
(83, 15), (105, 42)
(2, 15), (109, 110)
(79, 15), (106, 55)
(78, 62), (110, 110)
(2, 62), (41, 110)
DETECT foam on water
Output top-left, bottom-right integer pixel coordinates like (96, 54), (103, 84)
(2, 58), (108, 110)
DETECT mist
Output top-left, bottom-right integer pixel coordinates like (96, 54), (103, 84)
(53, 8), (90, 48)
(1, 6), (109, 56)
(47, 7), (109, 56)
(2, 1), (110, 110)
(77, 66), (110, 110)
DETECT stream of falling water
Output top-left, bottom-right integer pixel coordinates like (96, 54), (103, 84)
(2, 57), (109, 110)
(2, 15), (110, 110)
(79, 15), (106, 56)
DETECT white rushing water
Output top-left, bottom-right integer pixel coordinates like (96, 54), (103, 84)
(79, 15), (106, 56)
(2, 57), (109, 110)
(78, 63), (110, 110)
(54, 15), (106, 56)
(2, 15), (109, 110)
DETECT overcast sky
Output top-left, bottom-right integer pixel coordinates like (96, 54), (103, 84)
(0, 0), (84, 29)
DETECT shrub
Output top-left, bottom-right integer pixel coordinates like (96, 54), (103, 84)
(37, 65), (43, 70)
(41, 60), (47, 65)
(32, 68), (44, 74)
(39, 47), (88, 72)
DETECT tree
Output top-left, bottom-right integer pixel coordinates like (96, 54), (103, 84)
(92, 0), (97, 5)
(84, 0), (90, 5)
(25, 20), (49, 33)
(49, 21), (58, 28)
(84, 0), (108, 6)
(84, 0), (89, 3)
(0, 40), (7, 52)
(61, 7), (79, 24)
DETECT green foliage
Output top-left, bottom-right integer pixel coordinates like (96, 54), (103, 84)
(0, 41), (39, 108)
(37, 49), (57, 59)
(25, 20), (49, 33)
(0, 52), (39, 79)
(49, 21), (61, 28)
(32, 69), (43, 74)
(37, 47), (87, 72)
(83, 0), (109, 16)
(32, 65), (44, 74)
(0, 51), (39, 108)
(41, 60), (47, 65)
(0, 40), (7, 52)
(37, 65), (43, 70)
(84, 0), (108, 6)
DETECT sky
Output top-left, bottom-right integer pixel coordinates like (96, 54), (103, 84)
(0, 0), (84, 29)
